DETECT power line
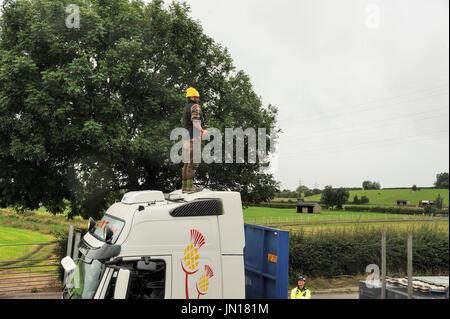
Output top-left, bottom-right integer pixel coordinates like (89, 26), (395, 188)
(278, 133), (449, 160)
(282, 129), (449, 155)
(279, 129), (449, 159)
(281, 105), (448, 142)
(278, 84), (449, 126)
(280, 106), (448, 141)
(281, 89), (448, 128)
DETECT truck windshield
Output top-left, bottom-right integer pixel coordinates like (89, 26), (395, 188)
(93, 214), (125, 244)
(68, 257), (105, 299)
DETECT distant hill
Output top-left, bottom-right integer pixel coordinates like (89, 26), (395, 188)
(305, 188), (449, 207)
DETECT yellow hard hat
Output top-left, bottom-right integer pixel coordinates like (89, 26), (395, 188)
(186, 87), (200, 98)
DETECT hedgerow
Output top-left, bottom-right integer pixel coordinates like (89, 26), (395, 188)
(289, 224), (449, 282)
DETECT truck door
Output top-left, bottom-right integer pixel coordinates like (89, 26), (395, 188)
(99, 256), (172, 299)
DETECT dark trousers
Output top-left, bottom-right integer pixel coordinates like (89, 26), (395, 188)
(182, 139), (200, 185)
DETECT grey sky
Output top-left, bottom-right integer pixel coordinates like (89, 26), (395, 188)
(174, 0), (449, 190)
(1, 0), (447, 190)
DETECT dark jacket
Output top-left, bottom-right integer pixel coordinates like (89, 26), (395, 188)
(183, 100), (202, 139)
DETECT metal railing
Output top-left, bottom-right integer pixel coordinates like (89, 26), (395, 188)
(0, 242), (60, 295)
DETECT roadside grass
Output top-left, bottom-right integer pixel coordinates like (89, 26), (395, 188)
(0, 208), (86, 236)
(0, 208), (86, 271)
(0, 224), (53, 244)
(0, 225), (54, 262)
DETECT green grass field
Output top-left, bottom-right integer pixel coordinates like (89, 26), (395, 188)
(243, 206), (449, 234)
(0, 208), (84, 270)
(0, 225), (54, 262)
(301, 188), (449, 206)
(244, 206), (430, 223)
(0, 225), (53, 245)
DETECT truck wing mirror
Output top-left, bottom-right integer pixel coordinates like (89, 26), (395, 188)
(61, 256), (77, 273)
(104, 225), (114, 243)
(114, 269), (130, 299)
(88, 218), (96, 233)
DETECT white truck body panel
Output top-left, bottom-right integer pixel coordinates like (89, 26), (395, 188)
(121, 190), (165, 205)
(84, 189), (245, 299)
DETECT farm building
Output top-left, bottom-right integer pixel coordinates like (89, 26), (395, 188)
(296, 201), (321, 214)
(418, 200), (435, 207)
(397, 200), (411, 206)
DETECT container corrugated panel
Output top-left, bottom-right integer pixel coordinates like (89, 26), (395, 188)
(413, 276), (449, 288)
(243, 224), (289, 299)
(359, 281), (448, 299)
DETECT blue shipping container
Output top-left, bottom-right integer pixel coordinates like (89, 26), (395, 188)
(243, 223), (289, 299)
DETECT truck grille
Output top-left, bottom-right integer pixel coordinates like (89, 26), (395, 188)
(170, 199), (223, 217)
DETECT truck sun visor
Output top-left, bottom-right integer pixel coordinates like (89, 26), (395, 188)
(170, 199), (223, 217)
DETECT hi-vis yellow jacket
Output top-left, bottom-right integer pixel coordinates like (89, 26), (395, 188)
(291, 287), (312, 299)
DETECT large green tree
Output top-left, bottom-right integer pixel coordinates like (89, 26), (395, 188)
(320, 186), (349, 209)
(362, 180), (381, 190)
(434, 172), (449, 189)
(0, 0), (279, 218)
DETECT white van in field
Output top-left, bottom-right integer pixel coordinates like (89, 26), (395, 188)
(61, 189), (246, 299)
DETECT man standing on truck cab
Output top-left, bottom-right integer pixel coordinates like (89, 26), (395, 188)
(291, 276), (312, 299)
(182, 87), (208, 193)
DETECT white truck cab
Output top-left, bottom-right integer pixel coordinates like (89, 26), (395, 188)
(62, 189), (246, 299)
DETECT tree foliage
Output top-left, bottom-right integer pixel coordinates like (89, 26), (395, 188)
(434, 172), (449, 189)
(362, 180), (381, 190)
(320, 186), (350, 209)
(359, 195), (369, 204)
(0, 0), (279, 218)
(435, 194), (444, 210)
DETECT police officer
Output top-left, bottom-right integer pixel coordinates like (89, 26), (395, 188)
(291, 276), (312, 299)
(182, 87), (208, 193)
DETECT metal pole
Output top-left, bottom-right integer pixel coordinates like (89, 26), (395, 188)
(66, 225), (74, 257)
(72, 232), (81, 262)
(407, 233), (413, 299)
(407, 234), (413, 299)
(381, 230), (386, 299)
(64, 225), (74, 283)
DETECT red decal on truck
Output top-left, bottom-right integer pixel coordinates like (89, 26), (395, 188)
(196, 265), (214, 299)
(181, 229), (207, 299)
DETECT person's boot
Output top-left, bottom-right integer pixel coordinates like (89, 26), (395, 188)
(184, 180), (203, 193)
(190, 184), (204, 193)
(182, 179), (187, 192)
(183, 179), (193, 193)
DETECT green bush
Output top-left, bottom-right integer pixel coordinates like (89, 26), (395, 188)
(289, 224), (449, 282)
(360, 196), (370, 204)
(424, 205), (436, 216)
